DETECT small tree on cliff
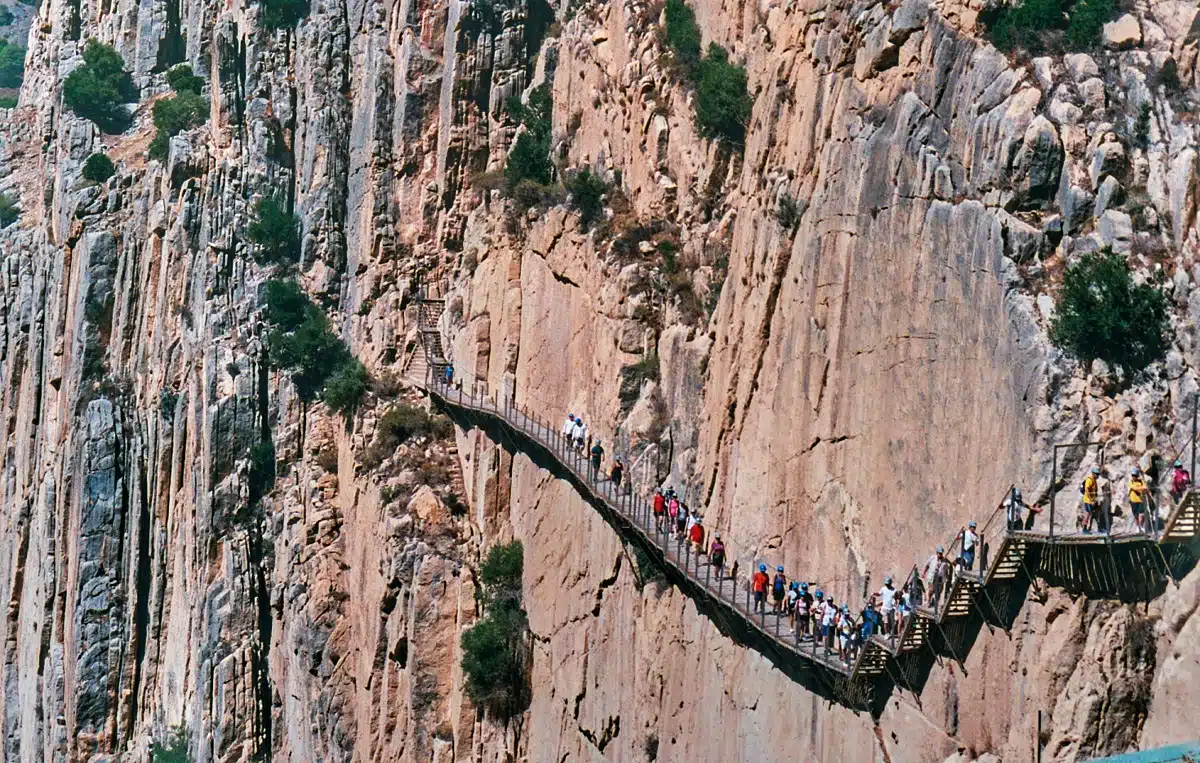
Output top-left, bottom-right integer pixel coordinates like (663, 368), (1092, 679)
(1050, 250), (1170, 374)
(62, 39), (137, 133)
(461, 541), (531, 720)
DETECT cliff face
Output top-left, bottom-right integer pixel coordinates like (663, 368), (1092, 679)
(0, 0), (1196, 757)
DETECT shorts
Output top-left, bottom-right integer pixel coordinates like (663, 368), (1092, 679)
(754, 591), (765, 603)
(773, 590), (784, 602)
(1131, 502), (1145, 517)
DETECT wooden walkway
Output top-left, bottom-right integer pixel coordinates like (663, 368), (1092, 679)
(408, 297), (1200, 714)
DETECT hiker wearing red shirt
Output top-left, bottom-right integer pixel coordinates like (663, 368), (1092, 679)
(752, 564), (769, 614)
(1172, 460), (1192, 502)
(688, 515), (705, 553)
(652, 489), (666, 532)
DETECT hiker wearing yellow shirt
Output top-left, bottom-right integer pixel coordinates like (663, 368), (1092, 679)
(1081, 467), (1100, 533)
(1128, 468), (1149, 534)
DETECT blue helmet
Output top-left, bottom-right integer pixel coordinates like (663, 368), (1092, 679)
(759, 564), (767, 572)
(776, 565), (784, 572)
(800, 582), (808, 590)
(815, 590), (824, 599)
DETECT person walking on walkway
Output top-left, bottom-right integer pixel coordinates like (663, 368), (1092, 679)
(795, 583), (812, 641)
(879, 576), (898, 638)
(752, 564), (769, 614)
(689, 514), (705, 554)
(1081, 467), (1100, 533)
(1007, 487), (1038, 532)
(771, 566), (787, 614)
(653, 488), (666, 532)
(821, 595), (837, 654)
(812, 590), (825, 641)
(676, 501), (689, 539)
(445, 363), (454, 386)
(957, 522), (978, 572)
(709, 533), (726, 578)
(572, 418), (587, 453)
(610, 458), (624, 490)
(923, 546), (949, 613)
(1171, 460), (1192, 503)
(1129, 468), (1150, 533)
(590, 441), (604, 480)
(667, 492), (680, 532)
(561, 413), (576, 440)
(839, 605), (855, 665)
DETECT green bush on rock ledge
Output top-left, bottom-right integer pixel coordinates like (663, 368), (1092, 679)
(1049, 250), (1170, 375)
(248, 196), (301, 265)
(461, 541), (531, 720)
(263, 278), (368, 416)
(82, 152), (116, 183)
(63, 40), (136, 133)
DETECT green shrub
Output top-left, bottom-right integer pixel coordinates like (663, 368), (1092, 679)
(1050, 250), (1170, 373)
(247, 196), (301, 264)
(694, 44), (751, 144)
(461, 540), (529, 719)
(148, 90), (206, 160)
(480, 540), (523, 602)
(1065, 0), (1114, 49)
(0, 39), (24, 88)
(265, 278), (310, 329)
(322, 357), (369, 414)
(151, 726), (190, 763)
(0, 192), (17, 227)
(264, 278), (369, 417)
(505, 131), (553, 188)
(0, 95), (15, 108)
(504, 85), (554, 190)
(775, 191), (802, 230)
(82, 152), (116, 183)
(0, 7), (13, 25)
(664, 0), (702, 78)
(165, 63), (204, 94)
(565, 167), (608, 228)
(63, 40), (135, 133)
(259, 0), (310, 28)
(628, 351), (660, 384)
(986, 0), (1066, 52)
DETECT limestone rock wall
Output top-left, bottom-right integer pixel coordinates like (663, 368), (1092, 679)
(0, 0), (1197, 754)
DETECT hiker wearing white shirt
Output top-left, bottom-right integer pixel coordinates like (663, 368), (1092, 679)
(958, 521), (979, 572)
(561, 413), (576, 439)
(878, 576), (898, 636)
(571, 419), (587, 452)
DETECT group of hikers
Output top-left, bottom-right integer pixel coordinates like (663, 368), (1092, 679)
(556, 405), (1195, 669)
(1001, 460), (1192, 536)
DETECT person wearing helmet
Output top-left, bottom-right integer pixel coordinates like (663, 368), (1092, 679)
(561, 413), (576, 439)
(688, 513), (705, 554)
(1006, 486), (1035, 532)
(1171, 459), (1192, 503)
(879, 575), (898, 638)
(771, 566), (788, 613)
(838, 605), (855, 664)
(1129, 468), (1149, 533)
(752, 564), (770, 614)
(923, 545), (950, 613)
(795, 582), (812, 641)
(1081, 466), (1101, 533)
(957, 521), (979, 572)
(821, 595), (838, 653)
(610, 457), (624, 490)
(708, 532), (726, 578)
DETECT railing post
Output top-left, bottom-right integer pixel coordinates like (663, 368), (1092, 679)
(1049, 446), (1058, 542)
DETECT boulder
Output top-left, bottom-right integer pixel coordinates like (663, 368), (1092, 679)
(891, 0), (929, 40)
(1012, 116), (1063, 203)
(1063, 185), (1095, 234)
(1103, 13), (1142, 49)
(1097, 209), (1134, 253)
(1079, 78), (1107, 110)
(1089, 141), (1127, 188)
(1064, 53), (1099, 81)
(1093, 176), (1126, 217)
